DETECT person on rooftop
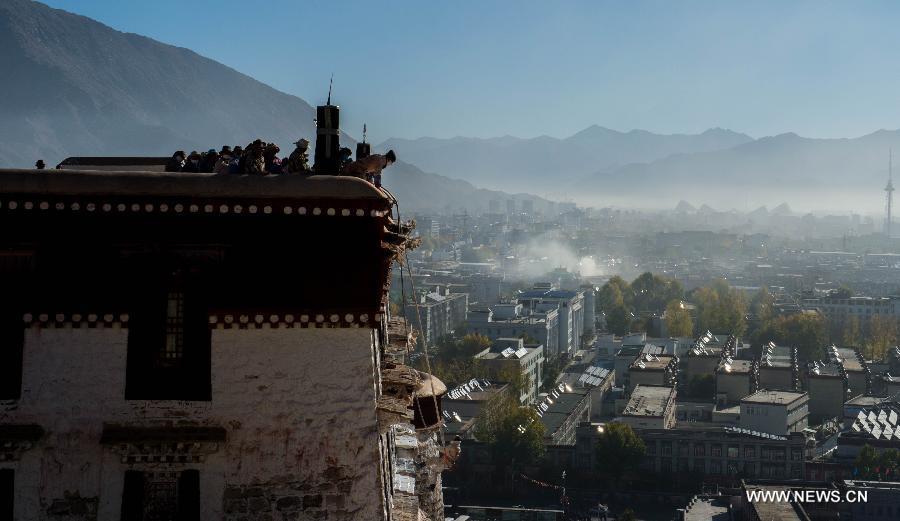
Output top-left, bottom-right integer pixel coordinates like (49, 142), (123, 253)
(242, 140), (266, 175)
(228, 146), (243, 174)
(214, 147), (233, 174)
(263, 143), (282, 174)
(343, 149), (396, 187)
(285, 138), (311, 174)
(199, 149), (218, 173)
(182, 151), (202, 173)
(165, 150), (186, 172)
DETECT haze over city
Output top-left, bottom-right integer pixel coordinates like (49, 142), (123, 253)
(6, 2), (900, 520)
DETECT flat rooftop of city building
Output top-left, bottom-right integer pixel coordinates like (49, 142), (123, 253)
(622, 385), (675, 418)
(717, 359), (754, 374)
(0, 169), (391, 204)
(517, 289), (580, 299)
(843, 480), (900, 491)
(476, 345), (541, 361)
(836, 347), (865, 372)
(616, 344), (664, 357)
(682, 496), (730, 521)
(741, 390), (807, 406)
(687, 344), (723, 357)
(540, 390), (590, 435)
(845, 395), (885, 407)
(746, 489), (805, 521)
(629, 353), (675, 370)
(807, 362), (843, 377)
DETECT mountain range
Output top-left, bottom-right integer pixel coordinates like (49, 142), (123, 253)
(0, 0), (552, 212)
(378, 127), (753, 194)
(3, 0), (898, 213)
(380, 127), (900, 211)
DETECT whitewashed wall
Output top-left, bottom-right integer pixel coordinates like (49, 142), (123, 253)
(0, 325), (385, 520)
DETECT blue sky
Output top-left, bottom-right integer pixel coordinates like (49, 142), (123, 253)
(41, 0), (900, 143)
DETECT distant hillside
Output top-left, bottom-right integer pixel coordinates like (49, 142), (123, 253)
(0, 0), (320, 167)
(383, 161), (551, 214)
(0, 0), (549, 212)
(378, 127), (752, 193)
(582, 130), (900, 210)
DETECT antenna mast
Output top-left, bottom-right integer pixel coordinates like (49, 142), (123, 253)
(887, 148), (895, 237)
(327, 74), (333, 105)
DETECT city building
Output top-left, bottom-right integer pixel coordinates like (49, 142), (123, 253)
(574, 423), (807, 480)
(757, 342), (799, 391)
(618, 385), (677, 430)
(835, 401), (900, 459)
(806, 361), (850, 424)
(683, 332), (736, 385)
(466, 304), (560, 355)
(538, 389), (591, 445)
(516, 284), (585, 356)
(404, 287), (468, 348)
(806, 295), (900, 320)
(559, 364), (614, 421)
(715, 359), (759, 407)
(675, 495), (731, 521)
(833, 345), (872, 398)
(740, 390), (810, 435)
(614, 343), (664, 387)
(0, 169), (449, 520)
(441, 381), (512, 440)
(580, 284), (596, 336)
(840, 480), (900, 521)
(474, 338), (544, 404)
(625, 353), (679, 396)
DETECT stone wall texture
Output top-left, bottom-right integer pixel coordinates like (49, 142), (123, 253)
(0, 325), (388, 520)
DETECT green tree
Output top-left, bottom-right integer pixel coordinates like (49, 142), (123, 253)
(879, 448), (900, 479)
(665, 299), (694, 337)
(856, 444), (879, 478)
(427, 350), (490, 386)
(630, 272), (684, 313)
(475, 393), (545, 467)
(597, 276), (628, 311)
(750, 287), (775, 325)
(753, 312), (826, 361)
(605, 305), (631, 336)
(457, 333), (493, 357)
(619, 509), (637, 521)
(692, 279), (747, 336)
(866, 314), (898, 360)
(595, 423), (646, 484)
(842, 316), (862, 348)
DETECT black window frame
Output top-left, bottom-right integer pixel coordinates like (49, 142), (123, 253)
(0, 309), (24, 401)
(125, 269), (211, 401)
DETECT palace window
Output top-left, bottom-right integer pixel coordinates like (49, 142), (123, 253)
(0, 310), (24, 400)
(121, 470), (200, 521)
(126, 274), (210, 401)
(1, 469), (13, 521)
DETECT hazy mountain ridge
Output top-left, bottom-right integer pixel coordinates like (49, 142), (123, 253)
(0, 0), (321, 167)
(582, 129), (900, 209)
(0, 0), (548, 213)
(377, 126), (753, 193)
(385, 161), (551, 214)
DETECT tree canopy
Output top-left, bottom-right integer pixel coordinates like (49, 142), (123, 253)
(595, 423), (646, 483)
(691, 279), (747, 336)
(475, 393), (545, 467)
(753, 312), (826, 361)
(665, 299), (694, 337)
